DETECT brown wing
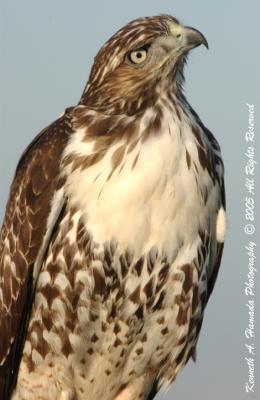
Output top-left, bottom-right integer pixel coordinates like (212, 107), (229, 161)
(187, 108), (226, 307)
(206, 178), (226, 304)
(0, 109), (73, 399)
(188, 176), (226, 367)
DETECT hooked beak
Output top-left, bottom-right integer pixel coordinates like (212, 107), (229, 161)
(183, 26), (209, 50)
(167, 21), (209, 54)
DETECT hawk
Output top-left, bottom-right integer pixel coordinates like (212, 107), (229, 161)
(0, 15), (226, 400)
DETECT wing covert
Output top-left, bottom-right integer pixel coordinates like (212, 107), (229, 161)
(0, 109), (73, 399)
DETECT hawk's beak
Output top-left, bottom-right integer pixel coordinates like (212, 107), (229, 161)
(183, 26), (209, 50)
(168, 22), (209, 53)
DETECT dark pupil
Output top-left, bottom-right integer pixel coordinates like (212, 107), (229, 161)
(136, 52), (143, 59)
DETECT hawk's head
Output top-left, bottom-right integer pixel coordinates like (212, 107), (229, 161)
(80, 15), (208, 115)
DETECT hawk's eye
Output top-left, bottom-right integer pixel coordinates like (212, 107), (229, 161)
(127, 45), (150, 66)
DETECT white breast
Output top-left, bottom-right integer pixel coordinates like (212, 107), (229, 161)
(64, 106), (220, 262)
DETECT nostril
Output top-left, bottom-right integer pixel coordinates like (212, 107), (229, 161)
(176, 33), (182, 39)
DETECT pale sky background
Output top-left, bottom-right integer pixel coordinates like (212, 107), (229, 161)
(0, 1), (259, 399)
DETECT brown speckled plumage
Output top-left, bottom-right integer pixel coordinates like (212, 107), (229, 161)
(0, 15), (226, 400)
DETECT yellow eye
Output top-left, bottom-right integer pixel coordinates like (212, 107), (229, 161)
(127, 48), (148, 65)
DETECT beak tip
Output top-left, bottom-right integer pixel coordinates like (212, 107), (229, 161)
(204, 39), (209, 50)
(184, 26), (209, 51)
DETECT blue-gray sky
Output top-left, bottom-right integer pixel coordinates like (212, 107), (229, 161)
(0, 1), (259, 399)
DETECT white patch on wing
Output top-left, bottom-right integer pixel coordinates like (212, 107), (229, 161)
(216, 206), (227, 243)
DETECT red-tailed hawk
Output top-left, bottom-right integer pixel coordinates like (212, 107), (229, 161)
(0, 15), (226, 400)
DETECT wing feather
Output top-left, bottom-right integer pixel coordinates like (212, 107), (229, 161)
(206, 179), (226, 304)
(0, 109), (73, 399)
